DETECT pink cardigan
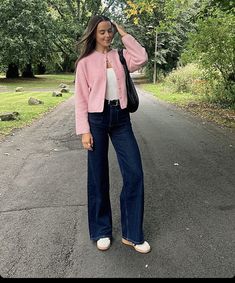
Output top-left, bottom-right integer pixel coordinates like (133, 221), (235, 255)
(74, 34), (148, 135)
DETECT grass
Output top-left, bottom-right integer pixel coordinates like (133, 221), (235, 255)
(0, 73), (74, 137)
(140, 83), (235, 128)
(0, 73), (75, 91)
(141, 83), (203, 105)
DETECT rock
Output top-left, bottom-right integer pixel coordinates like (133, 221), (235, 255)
(15, 87), (24, 92)
(0, 112), (20, 121)
(52, 91), (62, 97)
(28, 97), (44, 105)
(61, 87), (70, 93)
(59, 83), (69, 89)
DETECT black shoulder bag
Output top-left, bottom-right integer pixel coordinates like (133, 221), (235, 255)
(118, 49), (139, 113)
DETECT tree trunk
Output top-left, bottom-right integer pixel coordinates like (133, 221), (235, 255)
(62, 55), (70, 72)
(22, 64), (35, 78)
(6, 63), (19, 78)
(37, 62), (46, 74)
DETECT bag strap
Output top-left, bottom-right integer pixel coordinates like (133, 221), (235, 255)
(118, 49), (129, 73)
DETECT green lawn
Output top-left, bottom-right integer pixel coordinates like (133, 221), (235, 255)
(140, 83), (203, 106)
(140, 83), (235, 128)
(0, 73), (75, 91)
(0, 74), (74, 136)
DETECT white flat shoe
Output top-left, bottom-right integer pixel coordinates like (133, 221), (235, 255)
(97, 237), (111, 251)
(122, 238), (151, 254)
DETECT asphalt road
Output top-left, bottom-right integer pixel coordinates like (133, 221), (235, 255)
(0, 87), (234, 278)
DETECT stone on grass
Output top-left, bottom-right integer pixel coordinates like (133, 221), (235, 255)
(59, 83), (69, 89)
(61, 87), (70, 93)
(15, 87), (24, 92)
(28, 97), (44, 105)
(59, 83), (70, 93)
(0, 112), (20, 121)
(52, 91), (62, 97)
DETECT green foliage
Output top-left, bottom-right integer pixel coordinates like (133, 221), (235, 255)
(123, 0), (200, 79)
(182, 8), (235, 105)
(47, 0), (116, 71)
(206, 80), (235, 108)
(0, 0), (117, 74)
(196, 0), (235, 17)
(0, 0), (57, 71)
(164, 63), (208, 95)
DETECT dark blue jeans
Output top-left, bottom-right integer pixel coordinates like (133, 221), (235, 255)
(87, 100), (144, 244)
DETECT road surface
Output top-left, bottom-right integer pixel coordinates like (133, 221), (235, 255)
(0, 87), (234, 278)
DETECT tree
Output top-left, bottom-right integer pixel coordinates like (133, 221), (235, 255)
(47, 0), (119, 72)
(0, 0), (58, 78)
(123, 0), (199, 80)
(182, 8), (235, 106)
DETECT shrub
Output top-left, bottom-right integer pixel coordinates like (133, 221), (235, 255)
(164, 63), (207, 95)
(181, 9), (235, 107)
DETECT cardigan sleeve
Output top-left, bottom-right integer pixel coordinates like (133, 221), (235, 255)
(121, 34), (148, 73)
(74, 60), (90, 135)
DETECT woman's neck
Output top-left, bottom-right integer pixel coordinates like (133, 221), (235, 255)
(95, 45), (111, 54)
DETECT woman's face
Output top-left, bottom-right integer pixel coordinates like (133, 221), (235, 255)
(95, 21), (114, 49)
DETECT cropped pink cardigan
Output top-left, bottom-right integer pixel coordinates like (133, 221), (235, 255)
(74, 34), (148, 135)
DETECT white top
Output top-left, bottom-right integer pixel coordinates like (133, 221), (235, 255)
(105, 68), (119, 100)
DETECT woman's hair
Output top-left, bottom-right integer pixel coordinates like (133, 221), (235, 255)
(75, 15), (112, 66)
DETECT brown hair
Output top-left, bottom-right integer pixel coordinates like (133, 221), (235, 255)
(75, 15), (112, 66)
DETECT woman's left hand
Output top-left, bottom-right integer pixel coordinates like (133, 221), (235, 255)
(112, 22), (127, 37)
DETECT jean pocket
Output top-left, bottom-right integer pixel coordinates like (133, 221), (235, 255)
(88, 112), (104, 125)
(118, 108), (130, 124)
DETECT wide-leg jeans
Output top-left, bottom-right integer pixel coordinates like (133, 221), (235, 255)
(87, 100), (144, 244)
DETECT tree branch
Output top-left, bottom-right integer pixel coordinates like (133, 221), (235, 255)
(54, 38), (76, 57)
(101, 0), (116, 15)
(76, 0), (81, 20)
(66, 0), (76, 18)
(47, 0), (66, 21)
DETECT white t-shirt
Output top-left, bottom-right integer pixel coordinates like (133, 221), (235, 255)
(105, 68), (119, 100)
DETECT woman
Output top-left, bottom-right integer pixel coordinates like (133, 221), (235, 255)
(75, 15), (151, 254)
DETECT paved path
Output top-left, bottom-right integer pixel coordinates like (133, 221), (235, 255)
(0, 88), (234, 278)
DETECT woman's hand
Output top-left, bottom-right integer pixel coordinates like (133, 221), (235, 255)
(82, 132), (93, 151)
(112, 21), (128, 37)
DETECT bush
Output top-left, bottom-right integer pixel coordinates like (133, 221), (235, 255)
(164, 63), (208, 95)
(208, 80), (235, 108)
(181, 9), (235, 107)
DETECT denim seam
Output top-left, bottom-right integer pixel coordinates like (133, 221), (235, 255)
(117, 155), (129, 240)
(108, 104), (112, 128)
(124, 179), (129, 240)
